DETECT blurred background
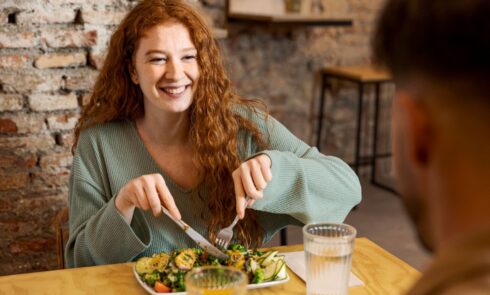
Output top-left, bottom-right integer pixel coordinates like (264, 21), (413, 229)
(0, 0), (428, 275)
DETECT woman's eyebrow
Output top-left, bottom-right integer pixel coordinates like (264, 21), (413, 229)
(144, 47), (197, 56)
(145, 50), (166, 56)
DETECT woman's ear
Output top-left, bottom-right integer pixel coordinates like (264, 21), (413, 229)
(129, 63), (139, 84)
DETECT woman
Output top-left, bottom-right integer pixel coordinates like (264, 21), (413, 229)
(66, 0), (361, 267)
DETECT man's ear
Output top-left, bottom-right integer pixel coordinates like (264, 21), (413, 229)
(396, 91), (433, 167)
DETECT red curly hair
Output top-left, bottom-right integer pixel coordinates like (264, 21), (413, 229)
(73, 0), (268, 247)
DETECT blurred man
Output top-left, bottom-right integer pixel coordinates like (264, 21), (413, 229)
(373, 0), (490, 294)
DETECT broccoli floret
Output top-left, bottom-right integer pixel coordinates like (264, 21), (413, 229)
(252, 268), (264, 284)
(229, 244), (247, 252)
(252, 250), (263, 256)
(142, 271), (161, 287)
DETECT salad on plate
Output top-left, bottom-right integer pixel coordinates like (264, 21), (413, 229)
(134, 244), (288, 293)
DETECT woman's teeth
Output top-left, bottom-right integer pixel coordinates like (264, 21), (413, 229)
(162, 86), (186, 94)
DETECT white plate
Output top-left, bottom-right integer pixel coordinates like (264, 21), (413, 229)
(133, 265), (290, 294)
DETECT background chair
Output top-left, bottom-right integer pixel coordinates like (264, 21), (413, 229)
(54, 207), (69, 269)
(316, 65), (396, 193)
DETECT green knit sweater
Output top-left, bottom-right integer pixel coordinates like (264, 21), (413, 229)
(66, 108), (361, 267)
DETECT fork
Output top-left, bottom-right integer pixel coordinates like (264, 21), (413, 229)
(215, 196), (250, 249)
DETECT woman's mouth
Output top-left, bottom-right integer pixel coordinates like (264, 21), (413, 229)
(159, 86), (187, 95)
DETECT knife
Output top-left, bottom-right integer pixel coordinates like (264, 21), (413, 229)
(161, 206), (229, 260)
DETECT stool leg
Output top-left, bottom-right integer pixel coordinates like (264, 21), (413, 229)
(370, 83), (399, 195)
(354, 83), (364, 174)
(280, 228), (288, 245)
(316, 74), (328, 150)
(371, 83), (381, 183)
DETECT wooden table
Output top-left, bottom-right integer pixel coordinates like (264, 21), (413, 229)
(0, 238), (420, 294)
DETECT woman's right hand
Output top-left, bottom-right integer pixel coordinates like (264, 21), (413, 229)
(115, 173), (181, 224)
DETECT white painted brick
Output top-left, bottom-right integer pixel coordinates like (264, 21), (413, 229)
(28, 93), (78, 111)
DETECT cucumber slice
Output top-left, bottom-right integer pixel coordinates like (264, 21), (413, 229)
(263, 260), (278, 281)
(260, 250), (278, 267)
(249, 259), (258, 273)
(275, 260), (287, 280)
(263, 259), (287, 282)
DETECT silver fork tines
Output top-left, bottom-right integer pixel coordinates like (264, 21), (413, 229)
(215, 215), (240, 250)
(215, 196), (250, 249)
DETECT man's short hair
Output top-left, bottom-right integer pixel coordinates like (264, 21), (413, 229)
(373, 0), (490, 89)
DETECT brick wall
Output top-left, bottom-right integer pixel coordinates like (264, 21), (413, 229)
(0, 0), (390, 274)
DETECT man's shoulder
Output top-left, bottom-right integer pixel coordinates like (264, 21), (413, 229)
(442, 275), (490, 295)
(408, 229), (490, 295)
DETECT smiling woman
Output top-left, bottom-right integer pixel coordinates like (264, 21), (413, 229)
(129, 22), (199, 115)
(66, 0), (361, 268)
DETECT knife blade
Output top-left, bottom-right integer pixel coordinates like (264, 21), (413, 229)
(161, 206), (229, 260)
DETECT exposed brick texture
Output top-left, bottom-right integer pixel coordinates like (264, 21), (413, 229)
(0, 94), (24, 111)
(0, 29), (39, 48)
(0, 172), (29, 191)
(0, 54), (32, 69)
(40, 29), (97, 48)
(28, 93), (78, 111)
(46, 113), (79, 130)
(0, 0), (392, 275)
(35, 52), (87, 69)
(81, 9), (127, 25)
(16, 8), (77, 25)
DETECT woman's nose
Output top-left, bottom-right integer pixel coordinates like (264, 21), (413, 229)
(165, 59), (185, 80)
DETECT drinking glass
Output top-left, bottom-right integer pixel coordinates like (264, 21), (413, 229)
(185, 266), (248, 295)
(303, 223), (357, 295)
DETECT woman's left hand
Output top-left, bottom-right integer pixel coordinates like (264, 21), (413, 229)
(232, 154), (272, 219)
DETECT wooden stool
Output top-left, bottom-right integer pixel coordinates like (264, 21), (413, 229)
(316, 66), (396, 193)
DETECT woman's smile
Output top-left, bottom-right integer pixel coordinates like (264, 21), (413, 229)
(159, 85), (190, 97)
(132, 22), (200, 114)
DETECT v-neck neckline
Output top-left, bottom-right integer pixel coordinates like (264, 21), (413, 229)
(128, 120), (200, 194)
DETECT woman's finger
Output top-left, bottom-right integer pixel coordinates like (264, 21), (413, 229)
(239, 163), (262, 199)
(250, 159), (267, 191)
(155, 176), (181, 220)
(233, 170), (247, 219)
(142, 183), (162, 217)
(133, 184), (148, 210)
(259, 155), (273, 182)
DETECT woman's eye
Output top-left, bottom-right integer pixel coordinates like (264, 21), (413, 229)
(183, 55), (197, 61)
(150, 58), (166, 64)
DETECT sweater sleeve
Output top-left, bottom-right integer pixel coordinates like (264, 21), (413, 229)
(248, 112), (362, 224)
(65, 130), (151, 268)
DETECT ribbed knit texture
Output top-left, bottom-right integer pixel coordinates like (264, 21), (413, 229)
(66, 108), (361, 267)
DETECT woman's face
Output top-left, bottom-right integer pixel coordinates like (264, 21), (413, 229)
(131, 22), (199, 116)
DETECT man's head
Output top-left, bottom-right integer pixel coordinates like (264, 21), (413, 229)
(373, 0), (490, 251)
